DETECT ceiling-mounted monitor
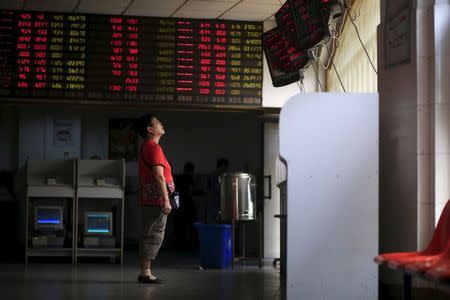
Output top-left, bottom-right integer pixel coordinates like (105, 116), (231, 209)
(275, 0), (332, 51)
(262, 27), (310, 87)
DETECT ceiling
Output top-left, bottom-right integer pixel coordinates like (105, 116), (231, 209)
(0, 0), (284, 27)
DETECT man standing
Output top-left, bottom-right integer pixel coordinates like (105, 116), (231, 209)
(207, 158), (229, 223)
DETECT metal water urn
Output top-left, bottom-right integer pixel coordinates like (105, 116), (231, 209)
(219, 172), (256, 221)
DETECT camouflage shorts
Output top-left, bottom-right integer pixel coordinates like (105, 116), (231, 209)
(140, 206), (167, 260)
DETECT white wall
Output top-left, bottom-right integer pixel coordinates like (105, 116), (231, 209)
(18, 107), (262, 176)
(262, 54), (318, 107)
(18, 108), (46, 165)
(80, 111), (108, 162)
(263, 122), (280, 259)
(17, 107), (81, 166)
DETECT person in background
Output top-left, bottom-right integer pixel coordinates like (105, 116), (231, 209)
(207, 158), (229, 223)
(134, 114), (174, 284)
(174, 162), (202, 249)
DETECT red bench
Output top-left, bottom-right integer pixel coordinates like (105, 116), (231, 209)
(374, 200), (450, 299)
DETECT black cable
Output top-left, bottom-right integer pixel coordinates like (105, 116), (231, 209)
(72, 0), (81, 13)
(297, 70), (306, 92)
(217, 0), (244, 19)
(312, 63), (324, 92)
(325, 44), (346, 92)
(332, 62), (346, 92)
(121, 0), (136, 15)
(170, 0), (189, 18)
(348, 6), (378, 75)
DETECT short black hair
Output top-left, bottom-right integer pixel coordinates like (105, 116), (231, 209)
(184, 161), (195, 173)
(133, 114), (157, 138)
(216, 157), (229, 169)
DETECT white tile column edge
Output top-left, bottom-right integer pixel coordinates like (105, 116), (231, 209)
(433, 1), (450, 221)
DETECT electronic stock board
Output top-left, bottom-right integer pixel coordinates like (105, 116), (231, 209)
(0, 10), (263, 106)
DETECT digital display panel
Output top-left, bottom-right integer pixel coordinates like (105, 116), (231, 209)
(0, 10), (263, 106)
(262, 27), (308, 87)
(35, 206), (63, 231)
(85, 212), (113, 236)
(37, 209), (61, 224)
(275, 0), (330, 51)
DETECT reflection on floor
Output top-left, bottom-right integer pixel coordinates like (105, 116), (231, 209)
(0, 250), (284, 300)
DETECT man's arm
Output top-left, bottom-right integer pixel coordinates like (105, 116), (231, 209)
(152, 165), (172, 214)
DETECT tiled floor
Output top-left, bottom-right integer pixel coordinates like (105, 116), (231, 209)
(0, 250), (284, 300)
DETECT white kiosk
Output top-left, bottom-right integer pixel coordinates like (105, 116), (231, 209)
(279, 93), (379, 300)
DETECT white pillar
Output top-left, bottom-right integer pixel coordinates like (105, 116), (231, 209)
(433, 0), (450, 221)
(417, 1), (435, 252)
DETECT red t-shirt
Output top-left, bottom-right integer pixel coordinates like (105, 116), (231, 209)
(139, 139), (174, 206)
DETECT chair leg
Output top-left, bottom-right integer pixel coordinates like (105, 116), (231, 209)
(403, 274), (412, 300)
(273, 258), (280, 266)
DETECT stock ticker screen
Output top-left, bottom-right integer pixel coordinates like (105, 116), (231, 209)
(0, 10), (263, 106)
